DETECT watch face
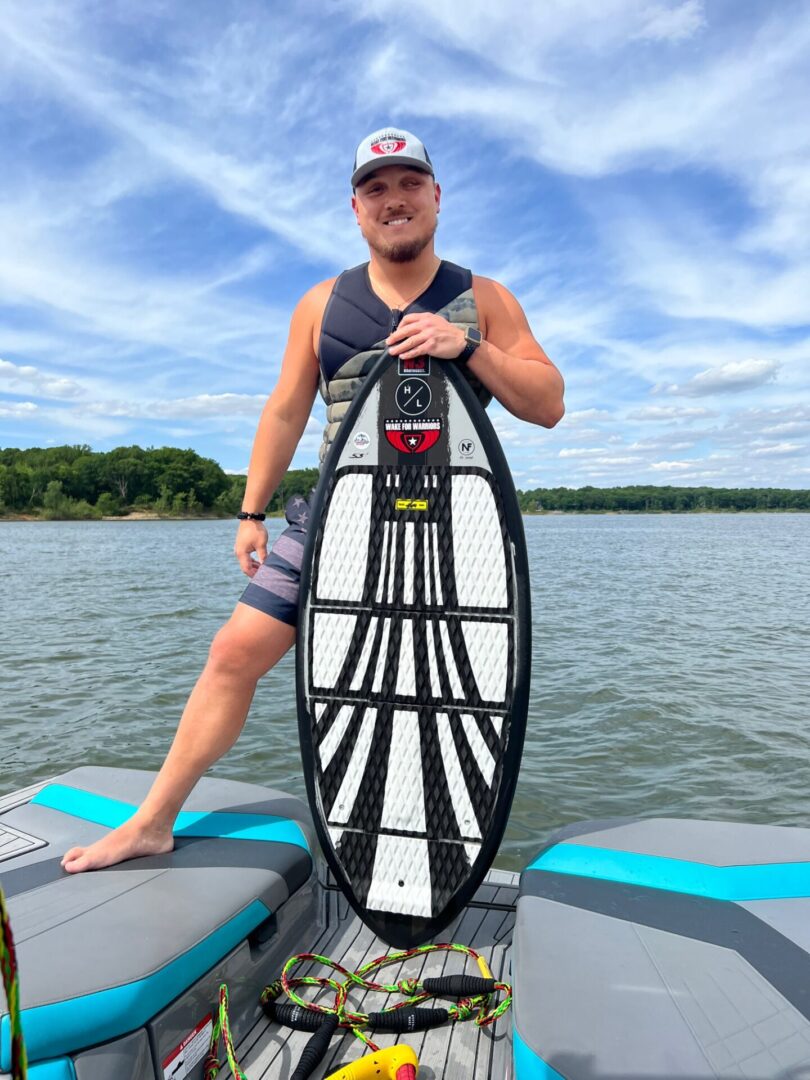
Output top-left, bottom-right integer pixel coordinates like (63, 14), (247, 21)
(467, 327), (482, 345)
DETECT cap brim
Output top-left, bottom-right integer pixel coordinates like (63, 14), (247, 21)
(351, 157), (434, 189)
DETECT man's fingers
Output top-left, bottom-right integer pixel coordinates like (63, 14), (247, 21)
(236, 550), (256, 576)
(257, 545), (268, 564)
(390, 332), (430, 357)
(386, 314), (429, 344)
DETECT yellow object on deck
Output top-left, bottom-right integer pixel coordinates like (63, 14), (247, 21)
(324, 1042), (419, 1079)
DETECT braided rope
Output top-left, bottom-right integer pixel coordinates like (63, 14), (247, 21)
(206, 940), (513, 1075)
(0, 884), (27, 1080)
(203, 984), (248, 1080)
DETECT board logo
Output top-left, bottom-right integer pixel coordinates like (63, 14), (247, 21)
(385, 417), (442, 454)
(395, 378), (431, 416)
(353, 431), (370, 450)
(395, 498), (429, 511)
(371, 135), (407, 156)
(398, 355), (430, 377)
(458, 438), (476, 457)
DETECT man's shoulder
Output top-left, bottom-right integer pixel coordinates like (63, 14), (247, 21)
(471, 274), (515, 313)
(293, 276), (340, 325)
(471, 274), (512, 299)
(302, 276), (340, 306)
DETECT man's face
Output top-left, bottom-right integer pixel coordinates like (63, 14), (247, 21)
(352, 166), (441, 263)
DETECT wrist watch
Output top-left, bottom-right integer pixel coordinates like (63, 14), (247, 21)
(457, 326), (482, 365)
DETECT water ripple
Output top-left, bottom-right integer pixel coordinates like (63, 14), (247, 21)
(1, 515), (808, 872)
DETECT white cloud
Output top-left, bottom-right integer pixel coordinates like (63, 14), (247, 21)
(0, 401), (38, 418)
(664, 359), (780, 397)
(627, 405), (713, 421)
(650, 460), (694, 470)
(752, 442), (804, 456)
(762, 421), (810, 437)
(633, 1), (706, 43)
(0, 358), (84, 399)
(0, 4), (361, 267)
(558, 447), (610, 458)
(564, 408), (614, 424)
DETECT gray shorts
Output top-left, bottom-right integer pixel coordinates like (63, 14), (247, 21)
(239, 494), (310, 627)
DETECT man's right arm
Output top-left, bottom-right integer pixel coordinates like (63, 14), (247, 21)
(235, 281), (332, 576)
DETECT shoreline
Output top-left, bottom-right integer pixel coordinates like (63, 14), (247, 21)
(2, 508), (808, 522)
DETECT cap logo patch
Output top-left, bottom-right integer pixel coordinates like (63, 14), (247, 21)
(372, 137), (407, 156)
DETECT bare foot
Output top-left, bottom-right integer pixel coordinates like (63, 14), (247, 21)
(61, 818), (175, 873)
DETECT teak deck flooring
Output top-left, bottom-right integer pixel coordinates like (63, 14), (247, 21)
(231, 868), (518, 1079)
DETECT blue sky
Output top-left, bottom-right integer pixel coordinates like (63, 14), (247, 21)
(1, 0), (808, 489)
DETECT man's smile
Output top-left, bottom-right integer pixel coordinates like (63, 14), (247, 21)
(383, 216), (413, 226)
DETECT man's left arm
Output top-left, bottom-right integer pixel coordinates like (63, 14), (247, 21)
(386, 277), (564, 428)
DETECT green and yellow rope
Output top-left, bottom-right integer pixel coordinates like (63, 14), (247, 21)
(0, 883), (27, 1080)
(205, 941), (512, 1077)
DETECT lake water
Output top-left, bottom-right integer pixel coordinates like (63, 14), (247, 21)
(1, 514), (808, 871)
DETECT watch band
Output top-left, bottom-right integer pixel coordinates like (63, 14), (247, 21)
(457, 326), (482, 365)
(237, 511), (266, 521)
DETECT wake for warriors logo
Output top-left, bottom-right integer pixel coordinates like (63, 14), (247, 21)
(371, 134), (408, 156)
(385, 417), (441, 454)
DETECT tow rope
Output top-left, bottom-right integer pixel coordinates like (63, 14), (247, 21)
(0, 883), (27, 1080)
(204, 942), (512, 1080)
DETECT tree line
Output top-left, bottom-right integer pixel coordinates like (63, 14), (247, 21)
(517, 485), (810, 513)
(0, 445), (318, 519)
(1, 446), (808, 518)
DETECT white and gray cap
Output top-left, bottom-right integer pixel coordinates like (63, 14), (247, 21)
(351, 127), (434, 189)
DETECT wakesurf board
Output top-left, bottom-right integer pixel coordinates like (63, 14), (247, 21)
(297, 349), (530, 947)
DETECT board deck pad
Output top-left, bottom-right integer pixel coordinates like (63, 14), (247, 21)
(298, 350), (530, 946)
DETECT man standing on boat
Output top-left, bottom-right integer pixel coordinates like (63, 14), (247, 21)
(62, 127), (565, 873)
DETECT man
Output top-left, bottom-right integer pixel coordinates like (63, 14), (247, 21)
(62, 127), (564, 874)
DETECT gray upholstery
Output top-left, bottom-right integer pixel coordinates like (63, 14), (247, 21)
(0, 766), (315, 1073)
(515, 817), (810, 1079)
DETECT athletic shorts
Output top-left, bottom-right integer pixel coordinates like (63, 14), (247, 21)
(239, 494), (311, 627)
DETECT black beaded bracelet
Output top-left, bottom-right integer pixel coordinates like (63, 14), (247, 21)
(236, 511), (266, 521)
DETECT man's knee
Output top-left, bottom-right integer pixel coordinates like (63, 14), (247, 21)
(206, 610), (294, 682)
(207, 624), (254, 679)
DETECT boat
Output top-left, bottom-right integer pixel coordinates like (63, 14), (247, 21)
(0, 767), (515, 1080)
(5, 767), (810, 1079)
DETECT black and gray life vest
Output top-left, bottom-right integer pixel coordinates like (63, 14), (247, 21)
(317, 260), (490, 465)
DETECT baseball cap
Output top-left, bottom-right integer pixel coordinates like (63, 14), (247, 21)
(351, 127), (434, 189)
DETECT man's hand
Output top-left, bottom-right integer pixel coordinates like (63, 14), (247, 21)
(386, 312), (465, 361)
(234, 519), (269, 577)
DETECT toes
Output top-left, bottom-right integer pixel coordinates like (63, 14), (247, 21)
(61, 846), (84, 868)
(63, 853), (92, 874)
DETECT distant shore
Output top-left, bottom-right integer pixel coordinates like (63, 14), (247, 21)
(3, 508), (808, 522)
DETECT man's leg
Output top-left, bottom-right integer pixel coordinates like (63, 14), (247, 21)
(61, 602), (296, 873)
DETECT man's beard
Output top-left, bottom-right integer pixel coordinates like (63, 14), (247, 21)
(366, 220), (437, 263)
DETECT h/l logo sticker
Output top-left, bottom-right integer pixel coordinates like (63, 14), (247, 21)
(395, 378), (431, 416)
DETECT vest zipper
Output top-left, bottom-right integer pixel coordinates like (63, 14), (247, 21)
(389, 308), (403, 334)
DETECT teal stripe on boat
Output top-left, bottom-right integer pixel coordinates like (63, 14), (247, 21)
(26, 1059), (76, 1080)
(30, 784), (308, 851)
(0, 900), (268, 1070)
(513, 1028), (567, 1078)
(528, 843), (810, 901)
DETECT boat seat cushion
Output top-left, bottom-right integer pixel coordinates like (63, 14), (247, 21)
(513, 817), (810, 1079)
(0, 766), (313, 1070)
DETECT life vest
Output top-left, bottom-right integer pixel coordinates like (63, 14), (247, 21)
(317, 260), (489, 465)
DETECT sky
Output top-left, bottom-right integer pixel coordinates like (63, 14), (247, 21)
(1, 0), (809, 489)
